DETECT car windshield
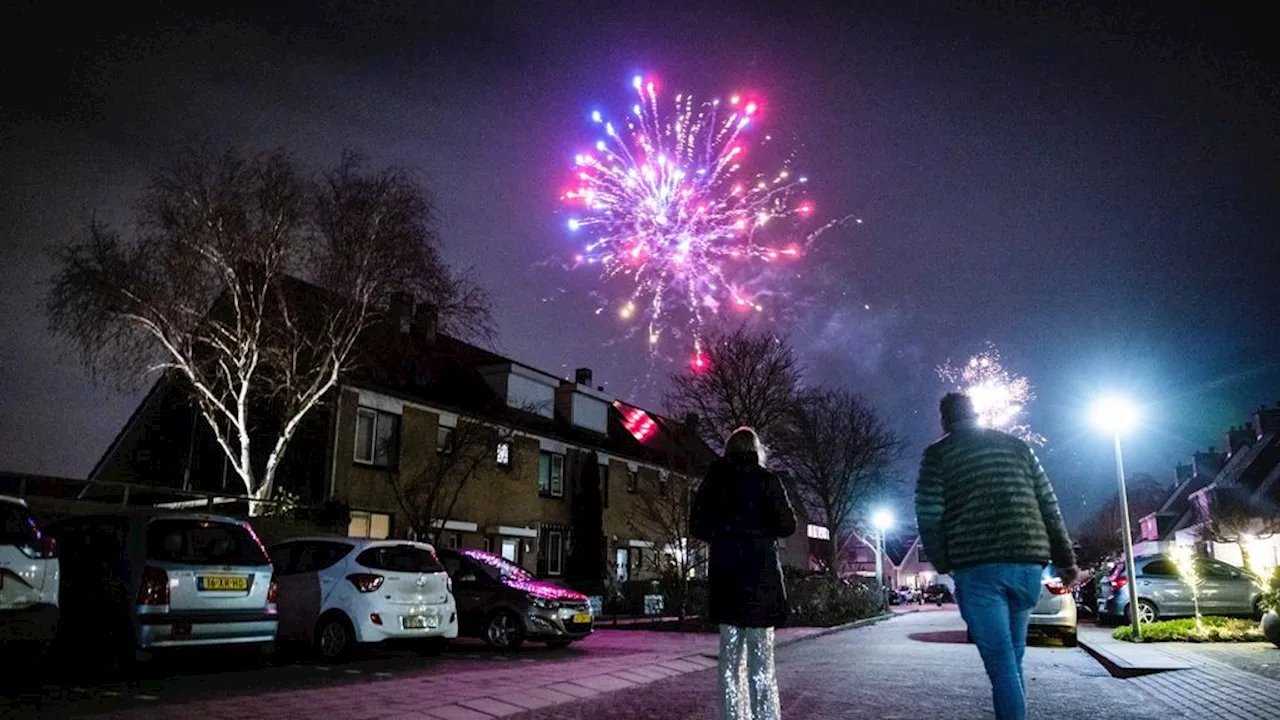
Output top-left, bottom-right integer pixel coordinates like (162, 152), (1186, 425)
(466, 551), (535, 583)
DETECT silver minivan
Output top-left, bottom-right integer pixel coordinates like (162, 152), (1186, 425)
(1101, 553), (1263, 624)
(49, 511), (277, 662)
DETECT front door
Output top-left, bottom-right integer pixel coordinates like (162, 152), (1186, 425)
(501, 538), (519, 563)
(443, 554), (496, 636)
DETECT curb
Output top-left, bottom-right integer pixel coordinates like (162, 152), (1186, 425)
(1076, 636), (1176, 679)
(776, 612), (896, 649)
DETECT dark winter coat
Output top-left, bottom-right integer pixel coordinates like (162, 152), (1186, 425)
(915, 422), (1076, 575)
(690, 452), (798, 628)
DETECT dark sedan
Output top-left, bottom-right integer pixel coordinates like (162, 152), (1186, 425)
(437, 548), (593, 649)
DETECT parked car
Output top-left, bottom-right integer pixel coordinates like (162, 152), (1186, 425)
(269, 537), (457, 660)
(1099, 553), (1263, 625)
(1029, 564), (1078, 646)
(1, 495), (59, 658)
(438, 548), (593, 649)
(923, 583), (953, 605)
(47, 510), (277, 665)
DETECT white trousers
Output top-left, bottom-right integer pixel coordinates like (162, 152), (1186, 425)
(718, 625), (780, 720)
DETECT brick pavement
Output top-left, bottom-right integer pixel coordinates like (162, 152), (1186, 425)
(1125, 644), (1280, 720)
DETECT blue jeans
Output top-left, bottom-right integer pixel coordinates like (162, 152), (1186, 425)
(953, 563), (1044, 720)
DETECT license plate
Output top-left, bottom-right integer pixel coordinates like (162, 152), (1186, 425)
(199, 575), (248, 591)
(403, 615), (439, 630)
(572, 613), (592, 624)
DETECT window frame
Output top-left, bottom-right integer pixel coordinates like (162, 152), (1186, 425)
(626, 469), (639, 493)
(539, 451), (565, 498)
(347, 510), (392, 540)
(354, 407), (400, 468)
(547, 530), (564, 576)
(437, 425), (455, 455)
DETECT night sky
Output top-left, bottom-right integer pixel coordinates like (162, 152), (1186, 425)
(3, 1), (1277, 532)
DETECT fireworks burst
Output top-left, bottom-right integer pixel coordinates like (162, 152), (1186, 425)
(937, 344), (1045, 445)
(564, 75), (849, 367)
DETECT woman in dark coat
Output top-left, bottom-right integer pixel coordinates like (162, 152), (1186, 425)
(691, 426), (797, 720)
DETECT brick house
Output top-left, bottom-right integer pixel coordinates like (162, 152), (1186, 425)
(87, 295), (717, 587)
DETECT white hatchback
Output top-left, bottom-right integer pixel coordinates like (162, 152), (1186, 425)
(1, 495), (59, 654)
(270, 537), (457, 660)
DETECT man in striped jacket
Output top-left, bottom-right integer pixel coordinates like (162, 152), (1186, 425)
(915, 393), (1077, 720)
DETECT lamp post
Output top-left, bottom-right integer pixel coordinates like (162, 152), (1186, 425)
(1091, 396), (1143, 642)
(872, 510), (894, 593)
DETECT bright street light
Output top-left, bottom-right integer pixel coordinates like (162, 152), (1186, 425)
(1090, 396), (1139, 433)
(872, 510), (894, 532)
(1092, 394), (1143, 641)
(871, 509), (894, 594)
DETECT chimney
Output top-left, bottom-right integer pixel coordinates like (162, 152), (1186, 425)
(414, 302), (438, 343)
(1192, 448), (1225, 479)
(1253, 404), (1280, 439)
(1224, 424), (1255, 457)
(575, 367), (593, 387)
(388, 291), (413, 334)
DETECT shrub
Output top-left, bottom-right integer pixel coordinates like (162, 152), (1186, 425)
(1112, 616), (1264, 643)
(1258, 567), (1280, 615)
(785, 569), (886, 627)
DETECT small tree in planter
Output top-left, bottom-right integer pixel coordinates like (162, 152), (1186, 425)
(1170, 545), (1205, 629)
(1260, 567), (1280, 647)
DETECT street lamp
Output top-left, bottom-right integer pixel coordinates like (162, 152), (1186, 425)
(1091, 396), (1143, 641)
(872, 510), (894, 593)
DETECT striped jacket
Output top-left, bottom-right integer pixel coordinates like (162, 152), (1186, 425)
(915, 422), (1075, 574)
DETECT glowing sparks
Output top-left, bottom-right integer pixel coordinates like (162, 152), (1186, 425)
(563, 75), (825, 353)
(937, 344), (1045, 445)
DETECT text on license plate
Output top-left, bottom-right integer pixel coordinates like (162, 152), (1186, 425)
(199, 575), (249, 591)
(572, 613), (592, 624)
(403, 615), (439, 630)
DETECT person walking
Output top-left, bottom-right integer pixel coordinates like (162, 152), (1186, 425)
(691, 426), (798, 720)
(915, 393), (1078, 720)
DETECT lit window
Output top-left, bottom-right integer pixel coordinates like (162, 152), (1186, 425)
(437, 426), (454, 455)
(807, 524), (831, 541)
(496, 441), (511, 466)
(348, 511), (391, 539)
(355, 408), (399, 467)
(539, 452), (564, 497)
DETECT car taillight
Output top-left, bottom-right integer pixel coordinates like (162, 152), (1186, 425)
(347, 573), (384, 593)
(138, 566), (170, 606)
(1110, 575), (1128, 593)
(267, 576), (279, 604)
(1045, 578), (1070, 595)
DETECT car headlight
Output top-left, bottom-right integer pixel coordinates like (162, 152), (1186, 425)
(531, 597), (559, 611)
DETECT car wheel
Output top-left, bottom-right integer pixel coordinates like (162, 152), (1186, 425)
(1062, 630), (1079, 648)
(1137, 599), (1158, 624)
(484, 611), (525, 650)
(315, 614), (356, 661)
(416, 637), (448, 656)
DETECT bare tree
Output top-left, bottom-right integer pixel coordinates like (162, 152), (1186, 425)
(664, 326), (802, 452)
(1075, 473), (1169, 567)
(624, 470), (708, 619)
(387, 417), (522, 544)
(47, 147), (490, 513)
(779, 389), (900, 579)
(1199, 487), (1280, 577)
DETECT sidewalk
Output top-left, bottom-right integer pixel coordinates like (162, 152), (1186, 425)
(1078, 623), (1280, 720)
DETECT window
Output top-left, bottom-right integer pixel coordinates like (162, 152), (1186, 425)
(807, 524), (831, 541)
(355, 408), (400, 467)
(501, 537), (520, 563)
(1198, 559), (1239, 579)
(437, 425), (455, 455)
(599, 463), (610, 508)
(445, 532), (462, 550)
(539, 452), (565, 497)
(547, 531), (564, 576)
(356, 545), (445, 574)
(1142, 559), (1178, 577)
(348, 510), (391, 539)
(145, 519), (269, 566)
(1, 503), (38, 548)
(496, 441), (511, 466)
(271, 541), (353, 576)
(626, 469), (639, 493)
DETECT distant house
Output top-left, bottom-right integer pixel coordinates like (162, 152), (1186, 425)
(1135, 403), (1280, 577)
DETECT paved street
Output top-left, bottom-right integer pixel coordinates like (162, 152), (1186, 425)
(512, 610), (1183, 720)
